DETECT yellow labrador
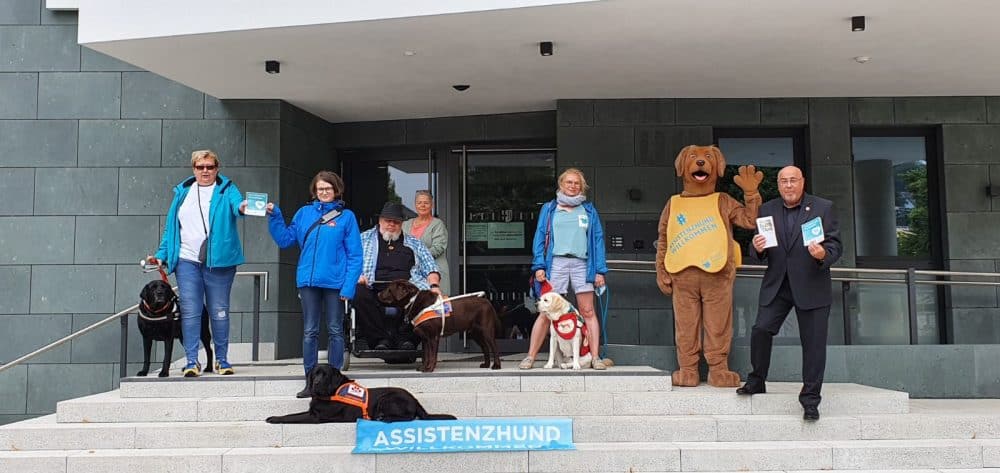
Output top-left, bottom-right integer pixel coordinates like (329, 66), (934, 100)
(537, 292), (593, 370)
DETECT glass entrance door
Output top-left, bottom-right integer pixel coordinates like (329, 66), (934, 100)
(457, 147), (555, 353)
(343, 148), (437, 230)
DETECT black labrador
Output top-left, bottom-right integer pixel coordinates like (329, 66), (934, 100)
(136, 279), (213, 377)
(266, 364), (456, 424)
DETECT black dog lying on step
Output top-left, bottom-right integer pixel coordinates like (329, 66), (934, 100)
(136, 279), (213, 377)
(266, 364), (456, 424)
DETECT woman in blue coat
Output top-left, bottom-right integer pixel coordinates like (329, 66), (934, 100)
(267, 171), (362, 397)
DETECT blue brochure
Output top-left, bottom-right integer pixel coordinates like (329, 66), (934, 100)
(245, 192), (268, 217)
(801, 216), (824, 246)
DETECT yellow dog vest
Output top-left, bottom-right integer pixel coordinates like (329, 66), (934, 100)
(664, 193), (730, 273)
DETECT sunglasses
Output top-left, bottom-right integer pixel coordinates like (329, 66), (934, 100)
(193, 165), (218, 171)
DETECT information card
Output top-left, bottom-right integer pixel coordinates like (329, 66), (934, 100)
(801, 216), (824, 246)
(755, 216), (778, 248)
(245, 192), (268, 217)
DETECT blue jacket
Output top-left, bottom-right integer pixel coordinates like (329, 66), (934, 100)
(531, 200), (608, 282)
(268, 200), (363, 299)
(155, 175), (245, 274)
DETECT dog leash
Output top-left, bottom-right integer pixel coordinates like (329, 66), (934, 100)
(596, 286), (610, 359)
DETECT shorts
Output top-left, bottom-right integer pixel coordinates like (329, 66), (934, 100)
(549, 256), (593, 294)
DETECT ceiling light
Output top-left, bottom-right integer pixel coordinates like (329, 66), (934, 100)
(851, 16), (865, 32)
(854, 56), (871, 63)
(404, 50), (416, 56)
(539, 41), (553, 56)
(265, 60), (280, 74)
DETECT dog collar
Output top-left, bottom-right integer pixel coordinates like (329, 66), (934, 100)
(138, 297), (176, 321)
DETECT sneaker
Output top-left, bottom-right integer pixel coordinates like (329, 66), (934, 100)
(215, 360), (235, 375)
(518, 357), (535, 370)
(182, 362), (201, 378)
(592, 358), (608, 370)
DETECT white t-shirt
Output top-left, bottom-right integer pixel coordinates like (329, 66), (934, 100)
(179, 183), (215, 262)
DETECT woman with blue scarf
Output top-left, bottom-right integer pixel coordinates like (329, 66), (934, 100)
(520, 168), (609, 370)
(267, 171), (362, 398)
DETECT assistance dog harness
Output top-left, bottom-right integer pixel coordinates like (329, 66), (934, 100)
(552, 308), (590, 357)
(319, 381), (371, 419)
(409, 291), (486, 336)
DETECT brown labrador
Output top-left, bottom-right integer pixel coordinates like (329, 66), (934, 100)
(378, 280), (501, 372)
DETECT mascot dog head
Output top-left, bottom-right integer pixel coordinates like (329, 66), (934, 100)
(675, 145), (726, 196)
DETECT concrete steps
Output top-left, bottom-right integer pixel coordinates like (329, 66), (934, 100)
(1, 439), (999, 472)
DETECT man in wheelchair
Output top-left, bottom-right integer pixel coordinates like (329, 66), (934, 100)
(354, 202), (442, 352)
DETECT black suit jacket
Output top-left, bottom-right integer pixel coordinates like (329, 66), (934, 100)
(756, 194), (842, 310)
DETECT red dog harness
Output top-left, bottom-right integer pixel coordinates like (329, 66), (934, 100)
(319, 382), (370, 419)
(552, 312), (590, 357)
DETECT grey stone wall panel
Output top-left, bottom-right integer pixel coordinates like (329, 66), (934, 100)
(0, 72), (37, 118)
(0, 314), (72, 364)
(205, 97), (280, 120)
(760, 98), (808, 125)
(0, 168), (34, 214)
(676, 98), (760, 125)
(117, 167), (191, 215)
(238, 311), (278, 344)
(0, 120), (77, 167)
(70, 313), (146, 364)
(34, 167), (118, 215)
(74, 216), (159, 264)
(606, 308), (639, 344)
(40, 4), (75, 25)
(38, 72), (121, 119)
(635, 126), (713, 166)
(122, 71), (204, 119)
(556, 99), (595, 126)
(847, 345), (977, 398)
(951, 308), (1000, 344)
(30, 265), (115, 314)
(222, 167), (279, 200)
(279, 122), (327, 178)
(947, 259), (999, 308)
(894, 96), (987, 124)
(992, 165), (1000, 211)
(229, 263), (279, 312)
(242, 214), (279, 263)
(25, 363), (113, 414)
(558, 126), (634, 166)
(162, 119), (246, 167)
(81, 46), (141, 71)
(942, 124), (1000, 164)
(595, 99), (674, 126)
(246, 120), (280, 166)
(0, 25), (78, 71)
(849, 98), (894, 125)
(331, 120), (405, 148)
(484, 111), (556, 140)
(638, 308), (673, 346)
(944, 164), (991, 212)
(0, 365), (26, 415)
(404, 115), (486, 144)
(0, 265), (29, 314)
(0, 0), (41, 24)
(0, 216), (74, 264)
(974, 344), (1000, 396)
(809, 98), (851, 165)
(594, 166), (673, 213)
(280, 102), (330, 141)
(947, 212), (1000, 258)
(79, 120), (162, 167)
(989, 97), (1000, 124)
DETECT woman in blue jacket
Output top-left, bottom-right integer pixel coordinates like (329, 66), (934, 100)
(151, 150), (245, 377)
(520, 168), (609, 370)
(267, 171), (362, 397)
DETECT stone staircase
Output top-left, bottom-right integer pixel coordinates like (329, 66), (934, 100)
(2, 360), (999, 472)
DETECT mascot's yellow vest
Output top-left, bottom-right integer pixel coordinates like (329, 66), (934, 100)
(664, 193), (737, 273)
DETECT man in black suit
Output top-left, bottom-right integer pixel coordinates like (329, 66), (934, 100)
(736, 166), (842, 421)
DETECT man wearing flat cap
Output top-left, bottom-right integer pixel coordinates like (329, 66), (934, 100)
(354, 202), (441, 350)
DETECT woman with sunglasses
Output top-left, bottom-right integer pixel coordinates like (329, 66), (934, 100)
(265, 171), (362, 398)
(148, 150), (247, 377)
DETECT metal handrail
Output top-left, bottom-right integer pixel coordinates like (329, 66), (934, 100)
(0, 271), (269, 377)
(606, 259), (1000, 345)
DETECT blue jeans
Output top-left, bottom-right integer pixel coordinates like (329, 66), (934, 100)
(175, 259), (236, 365)
(298, 287), (345, 373)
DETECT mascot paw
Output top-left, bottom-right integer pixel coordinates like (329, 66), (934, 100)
(734, 165), (764, 193)
(671, 369), (700, 387)
(707, 369), (742, 388)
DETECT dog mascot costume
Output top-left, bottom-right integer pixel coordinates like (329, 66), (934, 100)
(656, 145), (762, 387)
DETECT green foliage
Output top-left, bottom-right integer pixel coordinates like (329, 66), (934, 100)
(897, 166), (930, 257)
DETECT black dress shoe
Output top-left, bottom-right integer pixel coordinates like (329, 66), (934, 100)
(803, 405), (820, 421)
(353, 339), (369, 352)
(736, 383), (765, 395)
(399, 340), (416, 351)
(374, 339), (391, 350)
(296, 385), (312, 399)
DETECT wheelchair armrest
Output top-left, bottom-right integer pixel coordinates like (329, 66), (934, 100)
(383, 306), (400, 317)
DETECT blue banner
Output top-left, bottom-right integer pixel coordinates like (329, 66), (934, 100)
(353, 418), (574, 454)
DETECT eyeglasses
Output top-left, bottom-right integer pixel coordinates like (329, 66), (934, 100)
(316, 187), (335, 193)
(778, 178), (801, 186)
(193, 165), (217, 171)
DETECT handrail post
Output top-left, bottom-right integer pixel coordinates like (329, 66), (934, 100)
(252, 275), (261, 362)
(119, 311), (129, 378)
(841, 281), (852, 345)
(906, 267), (919, 345)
